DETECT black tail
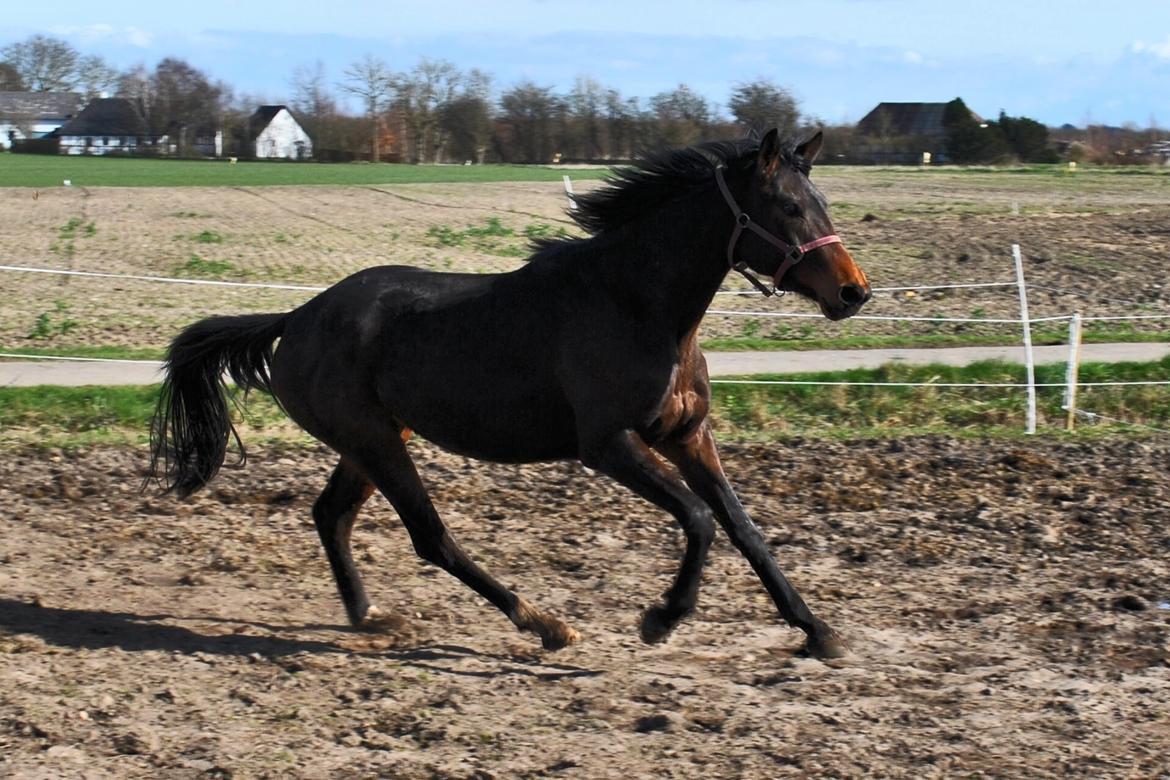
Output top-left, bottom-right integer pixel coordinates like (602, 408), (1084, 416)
(148, 312), (287, 497)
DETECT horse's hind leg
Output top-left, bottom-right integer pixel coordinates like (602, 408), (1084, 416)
(313, 459), (378, 627)
(351, 436), (581, 650)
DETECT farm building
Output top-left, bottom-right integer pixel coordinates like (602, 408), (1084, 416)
(53, 98), (151, 156)
(244, 105), (312, 160)
(854, 101), (983, 164)
(0, 92), (82, 150)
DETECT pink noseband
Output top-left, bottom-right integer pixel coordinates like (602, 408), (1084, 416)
(714, 165), (841, 297)
(797, 234), (843, 254)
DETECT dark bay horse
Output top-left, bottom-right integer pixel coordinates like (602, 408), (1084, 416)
(149, 129), (871, 659)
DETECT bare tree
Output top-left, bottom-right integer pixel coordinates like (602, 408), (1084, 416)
(115, 64), (154, 118)
(728, 79), (799, 137)
(394, 58), (461, 163)
(150, 58), (224, 156)
(605, 89), (644, 161)
(289, 61), (340, 156)
(77, 55), (120, 101)
(1, 35), (80, 92)
(440, 69), (494, 164)
(340, 55), (392, 162)
(291, 60), (336, 119)
(498, 81), (561, 163)
(0, 61), (23, 91)
(650, 84), (710, 147)
(568, 76), (606, 159)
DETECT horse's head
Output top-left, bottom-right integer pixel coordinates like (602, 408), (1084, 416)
(734, 128), (871, 321)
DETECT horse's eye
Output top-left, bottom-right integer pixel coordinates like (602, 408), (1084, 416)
(782, 202), (802, 218)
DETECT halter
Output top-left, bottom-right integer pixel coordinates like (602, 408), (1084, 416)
(714, 165), (843, 297)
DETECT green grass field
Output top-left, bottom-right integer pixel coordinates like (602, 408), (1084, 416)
(0, 153), (611, 188)
(3, 153), (1168, 189)
(3, 358), (1166, 446)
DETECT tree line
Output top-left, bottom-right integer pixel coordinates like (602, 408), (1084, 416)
(3, 33), (1161, 165)
(0, 34), (801, 162)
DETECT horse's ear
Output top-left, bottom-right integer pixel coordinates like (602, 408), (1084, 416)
(795, 130), (824, 165)
(757, 128), (782, 175)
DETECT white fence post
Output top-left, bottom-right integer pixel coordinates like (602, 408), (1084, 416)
(1012, 244), (1037, 434)
(563, 175), (576, 210)
(1063, 313), (1083, 431)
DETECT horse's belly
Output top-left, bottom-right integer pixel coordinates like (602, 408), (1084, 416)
(376, 358), (579, 463)
(396, 396), (579, 463)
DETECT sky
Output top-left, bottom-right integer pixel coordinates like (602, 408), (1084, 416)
(2, 0), (1169, 126)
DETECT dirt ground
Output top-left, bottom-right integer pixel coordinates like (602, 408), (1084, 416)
(2, 168), (1170, 353)
(1, 436), (1168, 778)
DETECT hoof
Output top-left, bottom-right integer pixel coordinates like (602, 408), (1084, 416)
(539, 621), (582, 651)
(801, 628), (849, 660)
(639, 605), (677, 645)
(356, 605), (410, 634)
(512, 597), (581, 651)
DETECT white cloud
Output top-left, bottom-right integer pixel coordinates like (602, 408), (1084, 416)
(1132, 36), (1170, 59)
(50, 23), (154, 48)
(902, 49), (923, 65)
(125, 27), (154, 48)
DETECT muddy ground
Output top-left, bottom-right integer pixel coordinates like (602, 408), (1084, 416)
(1, 437), (1168, 778)
(2, 168), (1170, 353)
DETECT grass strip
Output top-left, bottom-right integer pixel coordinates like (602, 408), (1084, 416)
(2, 358), (1168, 447)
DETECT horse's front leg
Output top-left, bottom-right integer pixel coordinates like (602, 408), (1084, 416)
(657, 424), (847, 659)
(585, 430), (716, 643)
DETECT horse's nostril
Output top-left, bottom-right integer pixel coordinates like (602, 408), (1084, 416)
(840, 284), (869, 307)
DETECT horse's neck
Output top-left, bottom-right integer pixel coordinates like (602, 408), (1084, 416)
(604, 186), (732, 338)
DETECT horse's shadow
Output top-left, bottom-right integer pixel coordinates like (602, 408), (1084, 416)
(0, 598), (602, 680)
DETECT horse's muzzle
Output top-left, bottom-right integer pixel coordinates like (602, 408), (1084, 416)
(820, 283), (871, 321)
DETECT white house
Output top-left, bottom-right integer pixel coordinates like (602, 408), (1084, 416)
(0, 92), (82, 149)
(53, 98), (150, 155)
(247, 105), (312, 160)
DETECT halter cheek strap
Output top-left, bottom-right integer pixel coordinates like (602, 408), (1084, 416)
(714, 165), (842, 297)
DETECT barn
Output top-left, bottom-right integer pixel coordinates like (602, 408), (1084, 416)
(245, 105), (312, 160)
(854, 101), (984, 164)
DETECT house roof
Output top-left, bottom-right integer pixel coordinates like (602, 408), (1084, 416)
(245, 105), (292, 139)
(0, 91), (83, 120)
(55, 98), (148, 137)
(856, 102), (983, 137)
(250, 105), (286, 125)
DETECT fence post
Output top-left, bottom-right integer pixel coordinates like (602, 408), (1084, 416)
(1013, 244), (1037, 434)
(1063, 313), (1083, 431)
(563, 175), (576, 210)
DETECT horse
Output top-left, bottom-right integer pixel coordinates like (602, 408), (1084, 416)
(148, 129), (871, 659)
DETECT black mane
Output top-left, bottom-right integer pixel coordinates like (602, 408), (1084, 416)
(568, 136), (810, 237)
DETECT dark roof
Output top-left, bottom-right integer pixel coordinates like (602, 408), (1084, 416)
(856, 102), (983, 137)
(249, 105), (286, 126)
(56, 98), (148, 137)
(244, 105), (295, 138)
(0, 91), (83, 120)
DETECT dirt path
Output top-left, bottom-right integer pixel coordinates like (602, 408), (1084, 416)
(1, 437), (1168, 778)
(3, 341), (1170, 387)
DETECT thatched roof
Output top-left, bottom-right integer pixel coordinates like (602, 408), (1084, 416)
(0, 91), (82, 120)
(244, 105), (290, 139)
(56, 98), (147, 137)
(857, 102), (983, 138)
